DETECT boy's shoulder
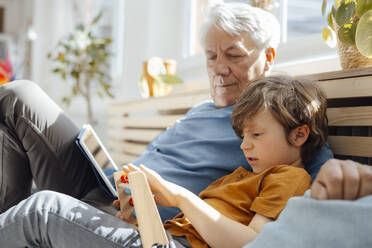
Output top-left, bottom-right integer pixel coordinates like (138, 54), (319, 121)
(267, 164), (308, 174)
(260, 165), (312, 190)
(259, 165), (311, 184)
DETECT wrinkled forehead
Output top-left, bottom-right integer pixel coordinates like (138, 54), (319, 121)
(204, 27), (259, 52)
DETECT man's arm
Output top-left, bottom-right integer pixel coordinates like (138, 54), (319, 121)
(311, 158), (372, 200)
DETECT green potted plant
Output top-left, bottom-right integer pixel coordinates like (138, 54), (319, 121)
(48, 12), (114, 124)
(321, 0), (372, 69)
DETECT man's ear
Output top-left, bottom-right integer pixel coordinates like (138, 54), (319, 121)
(264, 47), (276, 72)
(289, 125), (310, 147)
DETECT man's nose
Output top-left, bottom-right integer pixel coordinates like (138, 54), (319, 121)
(213, 58), (230, 76)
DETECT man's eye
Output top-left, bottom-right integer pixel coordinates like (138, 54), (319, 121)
(228, 54), (243, 58)
(253, 133), (262, 137)
(207, 55), (216, 60)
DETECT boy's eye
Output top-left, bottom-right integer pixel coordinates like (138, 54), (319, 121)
(253, 133), (262, 137)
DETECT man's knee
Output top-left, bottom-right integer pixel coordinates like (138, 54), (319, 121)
(0, 80), (44, 114)
(1, 80), (40, 97)
(27, 190), (71, 210)
(29, 190), (58, 204)
(0, 80), (64, 128)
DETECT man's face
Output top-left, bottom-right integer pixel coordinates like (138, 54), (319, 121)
(205, 28), (268, 108)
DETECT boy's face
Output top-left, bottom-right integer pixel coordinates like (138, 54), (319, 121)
(240, 109), (301, 173)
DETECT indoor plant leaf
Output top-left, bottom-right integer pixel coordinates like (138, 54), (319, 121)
(328, 12), (335, 30)
(154, 74), (183, 85)
(337, 23), (357, 45)
(332, 5), (337, 17)
(356, 0), (372, 18)
(98, 78), (114, 98)
(90, 11), (103, 26)
(71, 70), (80, 80)
(335, 0), (356, 26)
(322, 0), (328, 16)
(355, 9), (372, 57)
(62, 97), (71, 106)
(72, 84), (79, 95)
(335, 0), (343, 8)
(96, 91), (104, 98)
(322, 26), (337, 47)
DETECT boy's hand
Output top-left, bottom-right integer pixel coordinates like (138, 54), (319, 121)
(123, 163), (186, 208)
(113, 200), (125, 221)
(113, 199), (125, 220)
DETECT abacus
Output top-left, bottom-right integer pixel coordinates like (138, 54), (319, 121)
(113, 171), (169, 248)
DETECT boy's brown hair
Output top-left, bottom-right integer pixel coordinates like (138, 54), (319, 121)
(231, 75), (328, 165)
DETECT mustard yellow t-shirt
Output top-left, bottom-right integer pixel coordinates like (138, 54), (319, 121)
(164, 165), (311, 248)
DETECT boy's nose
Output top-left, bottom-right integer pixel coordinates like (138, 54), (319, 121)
(240, 139), (253, 150)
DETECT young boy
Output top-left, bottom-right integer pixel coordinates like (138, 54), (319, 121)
(122, 75), (328, 248)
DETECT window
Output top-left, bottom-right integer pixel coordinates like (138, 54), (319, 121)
(186, 0), (209, 57)
(185, 0), (336, 64)
(286, 0), (324, 42)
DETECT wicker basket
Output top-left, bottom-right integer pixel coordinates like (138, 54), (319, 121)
(333, 17), (372, 69)
(336, 38), (372, 69)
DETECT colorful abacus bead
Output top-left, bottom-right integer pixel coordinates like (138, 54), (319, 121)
(124, 188), (131, 195)
(120, 173), (129, 184)
(129, 197), (133, 206)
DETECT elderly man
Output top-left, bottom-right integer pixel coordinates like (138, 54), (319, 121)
(0, 3), (334, 247)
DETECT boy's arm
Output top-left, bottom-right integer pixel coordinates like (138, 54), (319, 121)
(176, 188), (272, 248)
(124, 164), (271, 248)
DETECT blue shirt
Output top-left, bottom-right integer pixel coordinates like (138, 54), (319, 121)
(132, 100), (333, 221)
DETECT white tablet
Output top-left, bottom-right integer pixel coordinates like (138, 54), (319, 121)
(76, 124), (119, 198)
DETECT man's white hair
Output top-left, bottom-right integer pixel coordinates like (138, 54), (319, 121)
(200, 2), (280, 50)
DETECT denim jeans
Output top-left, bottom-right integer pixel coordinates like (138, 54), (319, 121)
(0, 190), (186, 248)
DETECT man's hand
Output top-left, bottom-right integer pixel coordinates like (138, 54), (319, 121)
(123, 164), (187, 208)
(311, 159), (372, 200)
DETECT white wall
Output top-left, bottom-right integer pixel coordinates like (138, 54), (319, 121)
(119, 0), (186, 102)
(32, 0), (74, 94)
(0, 0), (25, 35)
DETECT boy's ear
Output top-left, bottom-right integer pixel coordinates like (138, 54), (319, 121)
(289, 125), (310, 147)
